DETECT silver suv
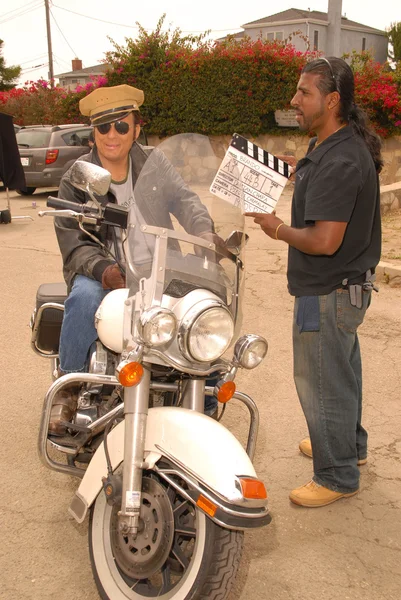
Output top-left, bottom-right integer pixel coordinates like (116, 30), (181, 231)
(16, 124), (93, 195)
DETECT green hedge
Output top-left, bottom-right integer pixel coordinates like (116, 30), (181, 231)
(105, 21), (307, 136)
(1, 17), (400, 137)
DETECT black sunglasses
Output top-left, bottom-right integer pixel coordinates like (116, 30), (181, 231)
(95, 121), (131, 135)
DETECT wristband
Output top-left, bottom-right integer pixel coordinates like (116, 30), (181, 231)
(275, 222), (285, 240)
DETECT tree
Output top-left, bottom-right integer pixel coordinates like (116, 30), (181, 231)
(0, 39), (21, 91)
(387, 22), (401, 63)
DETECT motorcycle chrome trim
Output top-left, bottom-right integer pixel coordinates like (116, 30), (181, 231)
(38, 209), (99, 226)
(234, 334), (268, 369)
(119, 369), (150, 532)
(38, 373), (120, 478)
(181, 379), (205, 412)
(154, 448), (267, 511)
(31, 302), (64, 357)
(68, 407), (260, 520)
(38, 373), (259, 477)
(139, 223), (243, 267)
(153, 462), (271, 531)
(150, 231), (169, 307)
(138, 307), (177, 346)
(178, 299), (234, 363)
(142, 348), (231, 376)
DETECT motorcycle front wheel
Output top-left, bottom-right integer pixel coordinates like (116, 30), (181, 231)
(89, 472), (244, 600)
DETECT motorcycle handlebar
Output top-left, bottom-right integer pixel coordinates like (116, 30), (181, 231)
(46, 196), (100, 215)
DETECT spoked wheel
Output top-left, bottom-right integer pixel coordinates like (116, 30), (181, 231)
(89, 471), (243, 599)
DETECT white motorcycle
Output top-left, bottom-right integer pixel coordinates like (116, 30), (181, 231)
(31, 134), (271, 599)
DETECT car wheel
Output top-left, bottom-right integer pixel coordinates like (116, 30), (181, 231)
(16, 187), (37, 196)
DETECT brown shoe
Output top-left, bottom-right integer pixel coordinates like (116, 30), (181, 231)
(289, 479), (358, 507)
(48, 388), (78, 436)
(299, 437), (367, 466)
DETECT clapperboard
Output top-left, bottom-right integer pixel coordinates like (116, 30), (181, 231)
(210, 133), (291, 214)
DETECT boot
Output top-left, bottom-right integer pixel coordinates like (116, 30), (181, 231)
(48, 388), (78, 437)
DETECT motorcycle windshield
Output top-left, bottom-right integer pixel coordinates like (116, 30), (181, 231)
(124, 133), (245, 329)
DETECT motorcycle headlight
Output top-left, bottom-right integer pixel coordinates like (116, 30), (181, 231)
(234, 335), (268, 369)
(138, 307), (177, 347)
(179, 301), (234, 363)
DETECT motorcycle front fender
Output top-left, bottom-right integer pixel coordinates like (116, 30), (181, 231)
(69, 407), (269, 528)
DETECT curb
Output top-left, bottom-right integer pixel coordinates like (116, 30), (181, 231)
(376, 261), (401, 287)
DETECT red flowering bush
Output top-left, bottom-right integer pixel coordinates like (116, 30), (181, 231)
(0, 20), (399, 138)
(349, 52), (401, 137)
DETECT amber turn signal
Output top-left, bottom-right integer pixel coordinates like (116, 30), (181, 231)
(117, 361), (144, 387)
(238, 477), (268, 500)
(196, 494), (217, 517)
(217, 381), (236, 403)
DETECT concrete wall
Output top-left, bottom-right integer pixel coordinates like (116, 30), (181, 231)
(147, 134), (401, 213)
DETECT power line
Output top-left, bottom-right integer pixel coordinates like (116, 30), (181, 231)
(53, 53), (74, 69)
(0, 1), (42, 25)
(50, 8), (78, 57)
(19, 53), (48, 65)
(51, 3), (244, 33)
(21, 63), (49, 74)
(0, 0), (41, 20)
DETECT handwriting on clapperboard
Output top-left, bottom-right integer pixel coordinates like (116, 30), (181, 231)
(224, 157), (239, 174)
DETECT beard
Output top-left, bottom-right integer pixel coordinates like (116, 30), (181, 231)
(297, 101), (325, 132)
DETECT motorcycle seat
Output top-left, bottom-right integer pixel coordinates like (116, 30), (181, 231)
(36, 282), (68, 307)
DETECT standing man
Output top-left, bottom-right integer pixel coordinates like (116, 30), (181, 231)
(246, 57), (382, 507)
(50, 84), (218, 434)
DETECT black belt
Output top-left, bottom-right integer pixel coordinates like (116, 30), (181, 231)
(341, 269), (378, 308)
(341, 268), (375, 287)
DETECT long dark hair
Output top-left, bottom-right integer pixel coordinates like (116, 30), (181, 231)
(302, 57), (383, 173)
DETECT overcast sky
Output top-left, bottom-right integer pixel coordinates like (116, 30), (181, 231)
(1, 0), (400, 85)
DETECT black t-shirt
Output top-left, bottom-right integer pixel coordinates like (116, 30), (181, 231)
(287, 126), (381, 296)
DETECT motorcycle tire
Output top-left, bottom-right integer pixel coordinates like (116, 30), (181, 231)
(89, 472), (243, 600)
(16, 187), (36, 195)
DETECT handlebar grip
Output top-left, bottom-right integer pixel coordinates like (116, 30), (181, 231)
(46, 196), (99, 214)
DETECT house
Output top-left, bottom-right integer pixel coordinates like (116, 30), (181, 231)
(219, 7), (388, 63)
(55, 59), (109, 91)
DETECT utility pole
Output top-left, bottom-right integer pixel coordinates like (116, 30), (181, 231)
(44, 0), (54, 86)
(326, 0), (342, 57)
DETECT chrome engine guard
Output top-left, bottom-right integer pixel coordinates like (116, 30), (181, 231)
(38, 373), (260, 478)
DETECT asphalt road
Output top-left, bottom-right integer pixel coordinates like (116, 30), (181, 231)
(1, 188), (400, 600)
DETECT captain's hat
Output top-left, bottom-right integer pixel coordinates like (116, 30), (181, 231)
(79, 84), (144, 126)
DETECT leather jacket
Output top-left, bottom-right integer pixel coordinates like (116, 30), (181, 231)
(55, 142), (214, 291)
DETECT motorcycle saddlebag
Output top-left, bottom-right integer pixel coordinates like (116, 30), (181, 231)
(32, 283), (68, 356)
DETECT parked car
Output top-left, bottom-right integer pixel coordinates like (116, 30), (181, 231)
(16, 124), (93, 195)
(16, 124), (149, 195)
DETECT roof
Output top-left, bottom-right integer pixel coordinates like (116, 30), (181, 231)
(55, 64), (109, 79)
(242, 8), (385, 34)
(215, 31), (246, 42)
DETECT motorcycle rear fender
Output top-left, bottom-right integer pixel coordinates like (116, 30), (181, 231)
(69, 407), (262, 524)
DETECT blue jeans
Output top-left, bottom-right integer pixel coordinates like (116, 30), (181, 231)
(59, 275), (218, 414)
(293, 288), (371, 494)
(59, 275), (108, 372)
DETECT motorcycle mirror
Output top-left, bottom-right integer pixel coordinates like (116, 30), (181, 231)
(224, 230), (249, 256)
(69, 161), (111, 197)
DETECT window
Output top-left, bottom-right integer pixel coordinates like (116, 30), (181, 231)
(362, 37), (366, 51)
(16, 130), (51, 148)
(314, 30), (319, 51)
(62, 128), (93, 147)
(71, 78), (78, 84)
(266, 31), (284, 41)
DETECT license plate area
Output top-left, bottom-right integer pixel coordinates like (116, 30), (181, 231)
(21, 157), (30, 166)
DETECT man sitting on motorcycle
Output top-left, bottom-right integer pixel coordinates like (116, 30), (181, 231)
(51, 84), (219, 435)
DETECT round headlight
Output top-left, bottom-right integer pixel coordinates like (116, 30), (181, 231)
(187, 306), (234, 363)
(234, 335), (268, 369)
(138, 308), (176, 347)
